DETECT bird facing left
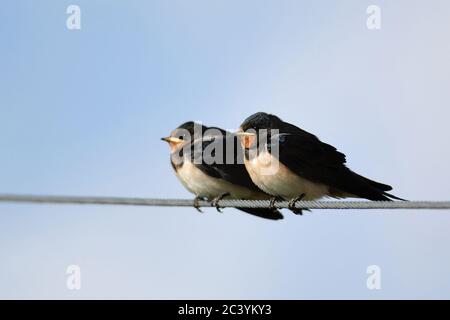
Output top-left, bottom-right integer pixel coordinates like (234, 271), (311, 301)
(161, 121), (284, 220)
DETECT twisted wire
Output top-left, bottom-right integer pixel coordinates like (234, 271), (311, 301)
(1, 194), (450, 210)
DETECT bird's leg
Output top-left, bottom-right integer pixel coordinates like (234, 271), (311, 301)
(211, 192), (231, 213)
(193, 196), (206, 213)
(288, 194), (306, 215)
(269, 196), (283, 210)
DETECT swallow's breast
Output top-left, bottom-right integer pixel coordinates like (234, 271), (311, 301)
(175, 159), (264, 200)
(244, 150), (329, 200)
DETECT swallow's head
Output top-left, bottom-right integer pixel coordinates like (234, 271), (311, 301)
(236, 112), (283, 149)
(161, 121), (206, 153)
(239, 112), (282, 131)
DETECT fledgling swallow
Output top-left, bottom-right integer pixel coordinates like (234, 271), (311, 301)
(237, 112), (403, 213)
(161, 121), (283, 220)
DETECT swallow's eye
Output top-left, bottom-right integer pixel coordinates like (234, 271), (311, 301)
(174, 132), (186, 140)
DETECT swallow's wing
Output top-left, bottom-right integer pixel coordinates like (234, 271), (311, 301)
(273, 133), (398, 200)
(191, 134), (259, 191)
(274, 132), (347, 172)
(190, 134), (284, 219)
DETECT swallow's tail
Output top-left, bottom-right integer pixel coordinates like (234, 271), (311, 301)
(236, 207), (284, 220)
(355, 173), (393, 191)
(379, 191), (406, 201)
(333, 169), (405, 201)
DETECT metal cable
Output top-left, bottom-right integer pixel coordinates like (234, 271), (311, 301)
(1, 194), (450, 210)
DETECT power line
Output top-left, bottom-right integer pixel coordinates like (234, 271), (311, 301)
(1, 194), (450, 210)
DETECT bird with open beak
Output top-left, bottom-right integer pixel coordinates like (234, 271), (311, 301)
(161, 121), (283, 220)
(236, 112), (403, 213)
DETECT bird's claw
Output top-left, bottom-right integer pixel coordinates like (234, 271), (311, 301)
(211, 192), (230, 213)
(193, 196), (204, 213)
(288, 194), (306, 215)
(269, 196), (282, 211)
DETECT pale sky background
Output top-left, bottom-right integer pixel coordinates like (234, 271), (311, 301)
(1, 0), (450, 299)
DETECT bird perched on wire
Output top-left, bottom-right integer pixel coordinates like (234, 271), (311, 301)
(236, 112), (403, 213)
(161, 121), (284, 220)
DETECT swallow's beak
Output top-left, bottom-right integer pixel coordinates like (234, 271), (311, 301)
(161, 137), (183, 143)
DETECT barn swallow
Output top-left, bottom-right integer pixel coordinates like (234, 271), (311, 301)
(237, 112), (403, 213)
(161, 121), (283, 220)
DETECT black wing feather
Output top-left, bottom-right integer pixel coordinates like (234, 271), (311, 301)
(274, 132), (400, 201)
(191, 133), (261, 192)
(189, 132), (284, 219)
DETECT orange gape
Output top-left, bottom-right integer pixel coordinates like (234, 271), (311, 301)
(169, 141), (182, 153)
(241, 135), (256, 149)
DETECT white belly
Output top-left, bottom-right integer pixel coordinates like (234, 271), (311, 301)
(244, 151), (330, 200)
(175, 160), (266, 200)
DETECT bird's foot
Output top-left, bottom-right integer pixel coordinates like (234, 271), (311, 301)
(269, 196), (283, 211)
(288, 194), (306, 215)
(193, 196), (205, 213)
(211, 192), (231, 212)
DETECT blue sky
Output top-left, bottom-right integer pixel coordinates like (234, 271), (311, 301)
(1, 0), (450, 299)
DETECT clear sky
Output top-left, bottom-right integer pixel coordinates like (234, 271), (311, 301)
(1, 0), (450, 299)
